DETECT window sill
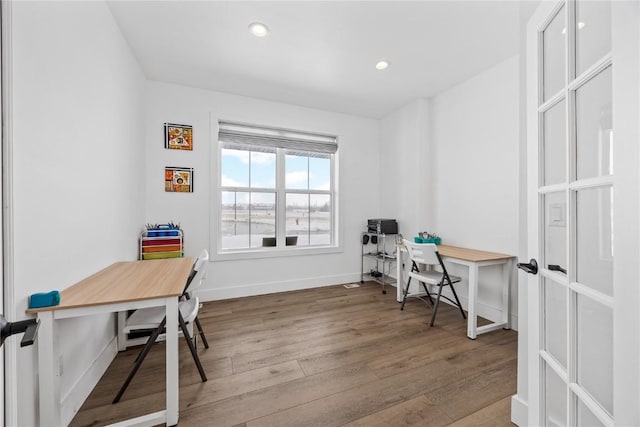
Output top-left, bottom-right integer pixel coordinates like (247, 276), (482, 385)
(211, 245), (343, 261)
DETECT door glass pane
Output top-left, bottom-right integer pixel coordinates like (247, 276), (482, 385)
(221, 191), (249, 249)
(576, 0), (612, 76)
(250, 193), (276, 248)
(577, 294), (613, 416)
(543, 100), (567, 186)
(544, 192), (567, 274)
(544, 363), (567, 427)
(250, 151), (276, 189)
(576, 66), (613, 180)
(576, 186), (613, 295)
(286, 193), (309, 246)
(577, 398), (605, 427)
(543, 5), (566, 102)
(310, 194), (331, 245)
(544, 278), (567, 368)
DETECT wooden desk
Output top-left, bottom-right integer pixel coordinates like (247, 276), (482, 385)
(396, 244), (514, 339)
(27, 257), (194, 427)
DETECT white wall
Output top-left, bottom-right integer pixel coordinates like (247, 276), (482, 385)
(429, 56), (520, 325)
(144, 81), (380, 299)
(379, 99), (431, 236)
(10, 1), (145, 424)
(379, 57), (520, 325)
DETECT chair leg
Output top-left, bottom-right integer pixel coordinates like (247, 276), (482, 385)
(194, 316), (210, 349)
(179, 313), (207, 383)
(113, 318), (167, 404)
(448, 280), (467, 320)
(400, 277), (412, 310)
(429, 282), (445, 327)
(421, 282), (435, 306)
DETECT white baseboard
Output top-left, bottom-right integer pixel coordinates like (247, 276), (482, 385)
(60, 336), (118, 426)
(196, 273), (362, 301)
(511, 394), (528, 426)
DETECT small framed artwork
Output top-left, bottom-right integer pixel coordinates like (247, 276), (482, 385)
(165, 167), (194, 192)
(164, 123), (193, 151)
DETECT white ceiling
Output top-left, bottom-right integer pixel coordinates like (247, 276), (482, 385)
(108, 1), (525, 118)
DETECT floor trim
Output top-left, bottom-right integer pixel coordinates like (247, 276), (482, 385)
(511, 394), (528, 426)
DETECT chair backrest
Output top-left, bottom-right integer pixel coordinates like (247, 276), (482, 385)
(186, 249), (209, 295)
(403, 239), (440, 266)
(285, 236), (298, 246)
(262, 237), (276, 247)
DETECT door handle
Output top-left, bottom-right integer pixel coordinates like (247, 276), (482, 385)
(0, 315), (39, 348)
(517, 258), (538, 275)
(548, 264), (567, 274)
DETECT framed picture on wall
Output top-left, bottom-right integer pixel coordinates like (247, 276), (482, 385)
(165, 167), (194, 192)
(164, 123), (193, 150)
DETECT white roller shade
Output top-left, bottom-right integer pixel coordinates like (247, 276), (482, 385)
(218, 121), (338, 154)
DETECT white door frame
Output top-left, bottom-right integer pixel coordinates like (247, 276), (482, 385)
(1, 1), (17, 425)
(610, 2), (640, 425)
(525, 1), (640, 425)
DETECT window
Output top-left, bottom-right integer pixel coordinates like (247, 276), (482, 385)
(218, 121), (337, 253)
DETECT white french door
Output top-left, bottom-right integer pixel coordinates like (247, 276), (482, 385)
(526, 0), (622, 425)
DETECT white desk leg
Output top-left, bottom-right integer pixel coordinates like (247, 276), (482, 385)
(117, 311), (127, 351)
(37, 311), (61, 426)
(502, 259), (512, 330)
(165, 297), (179, 426)
(467, 264), (479, 340)
(396, 249), (402, 303)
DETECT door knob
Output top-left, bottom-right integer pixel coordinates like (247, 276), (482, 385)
(0, 315), (39, 348)
(517, 258), (538, 275)
(548, 264), (567, 274)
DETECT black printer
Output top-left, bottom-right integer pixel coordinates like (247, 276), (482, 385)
(367, 218), (398, 235)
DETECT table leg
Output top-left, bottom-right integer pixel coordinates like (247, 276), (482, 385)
(467, 264), (479, 339)
(117, 311), (127, 351)
(502, 259), (512, 329)
(165, 297), (179, 426)
(396, 249), (403, 303)
(37, 311), (61, 426)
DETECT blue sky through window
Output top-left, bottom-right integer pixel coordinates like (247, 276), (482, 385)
(222, 149), (330, 204)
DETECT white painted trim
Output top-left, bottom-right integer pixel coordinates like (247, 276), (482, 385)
(211, 244), (343, 262)
(195, 273), (361, 301)
(60, 336), (118, 426)
(107, 411), (166, 427)
(511, 394), (528, 426)
(1, 1), (18, 425)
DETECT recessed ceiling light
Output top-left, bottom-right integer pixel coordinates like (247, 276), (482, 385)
(375, 60), (390, 70)
(249, 22), (269, 37)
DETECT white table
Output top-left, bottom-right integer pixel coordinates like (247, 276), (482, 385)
(396, 244), (514, 339)
(27, 257), (194, 427)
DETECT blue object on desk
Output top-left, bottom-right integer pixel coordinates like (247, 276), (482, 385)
(28, 291), (61, 309)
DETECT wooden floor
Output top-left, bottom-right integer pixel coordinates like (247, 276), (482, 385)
(71, 282), (517, 427)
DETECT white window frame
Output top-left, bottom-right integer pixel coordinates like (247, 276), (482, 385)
(212, 120), (341, 261)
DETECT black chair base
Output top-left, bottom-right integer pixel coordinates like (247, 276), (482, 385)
(400, 261), (466, 327)
(113, 311), (207, 404)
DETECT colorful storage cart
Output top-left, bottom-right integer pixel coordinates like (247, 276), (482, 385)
(139, 226), (184, 260)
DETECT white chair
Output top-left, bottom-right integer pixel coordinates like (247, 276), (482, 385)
(113, 250), (211, 403)
(113, 296), (207, 403)
(184, 249), (209, 349)
(401, 239), (466, 326)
